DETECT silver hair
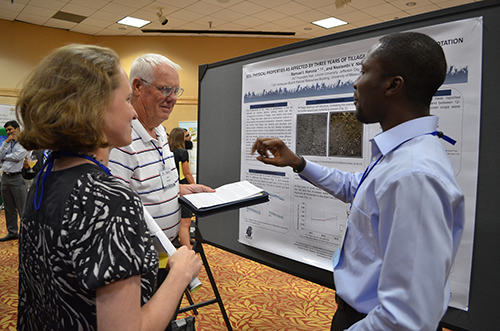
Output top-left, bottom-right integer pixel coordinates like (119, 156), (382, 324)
(129, 53), (181, 85)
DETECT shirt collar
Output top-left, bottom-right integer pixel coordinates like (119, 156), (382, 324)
(372, 116), (439, 156)
(132, 119), (164, 143)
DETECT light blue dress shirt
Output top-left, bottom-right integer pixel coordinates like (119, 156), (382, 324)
(0, 140), (29, 173)
(300, 116), (465, 331)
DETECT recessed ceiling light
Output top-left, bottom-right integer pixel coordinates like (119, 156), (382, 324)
(406, 2), (416, 6)
(312, 17), (347, 29)
(118, 16), (150, 28)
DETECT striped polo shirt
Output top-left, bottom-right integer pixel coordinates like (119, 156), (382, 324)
(109, 119), (181, 253)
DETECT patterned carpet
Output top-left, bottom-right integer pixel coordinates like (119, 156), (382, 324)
(0, 211), (337, 330)
(0, 212), (454, 330)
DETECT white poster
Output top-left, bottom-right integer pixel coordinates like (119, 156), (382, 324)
(239, 17), (482, 310)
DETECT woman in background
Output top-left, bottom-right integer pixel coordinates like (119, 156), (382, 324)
(16, 44), (201, 331)
(169, 127), (195, 248)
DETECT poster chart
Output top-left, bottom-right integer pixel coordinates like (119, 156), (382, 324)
(239, 17), (482, 311)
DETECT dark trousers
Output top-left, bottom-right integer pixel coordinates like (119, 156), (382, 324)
(330, 294), (367, 331)
(330, 294), (444, 331)
(1, 173), (26, 235)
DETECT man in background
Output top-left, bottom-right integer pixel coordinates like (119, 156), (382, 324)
(252, 32), (465, 331)
(0, 120), (29, 241)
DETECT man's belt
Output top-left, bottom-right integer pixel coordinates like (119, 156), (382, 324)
(3, 172), (21, 177)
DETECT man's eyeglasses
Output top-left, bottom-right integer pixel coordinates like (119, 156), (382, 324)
(140, 78), (184, 97)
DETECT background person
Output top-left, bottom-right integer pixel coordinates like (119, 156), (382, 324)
(169, 127), (196, 248)
(16, 44), (201, 331)
(252, 32), (465, 331)
(0, 120), (28, 242)
(21, 149), (44, 181)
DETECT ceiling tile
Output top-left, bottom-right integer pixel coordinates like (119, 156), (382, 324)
(251, 9), (288, 22)
(100, 2), (136, 15)
(317, 3), (358, 17)
(436, 0), (475, 9)
(0, 9), (18, 20)
(15, 12), (49, 24)
(272, 2), (314, 16)
(183, 1), (223, 16)
(363, 3), (402, 16)
(273, 16), (307, 29)
(170, 8), (206, 21)
(88, 10), (123, 21)
(44, 17), (78, 29)
(70, 23), (104, 34)
(155, 0), (199, 9)
(208, 8), (246, 21)
(81, 16), (112, 28)
(61, 4), (98, 16)
(28, 0), (67, 11)
(22, 5), (59, 17)
(228, 1), (267, 15)
(248, 0), (290, 9)
(67, 0), (110, 10)
(378, 11), (410, 21)
(335, 10), (374, 23)
(405, 3), (441, 14)
(299, 9), (334, 22)
(349, 0), (388, 10)
(112, 0), (154, 9)
(293, 0), (338, 8)
(231, 16), (268, 28)
(390, 0), (434, 11)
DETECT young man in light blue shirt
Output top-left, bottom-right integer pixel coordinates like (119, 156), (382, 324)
(252, 32), (465, 331)
(0, 120), (29, 241)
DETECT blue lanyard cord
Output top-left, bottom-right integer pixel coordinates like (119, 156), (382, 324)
(58, 152), (111, 175)
(350, 154), (384, 209)
(33, 151), (111, 210)
(431, 131), (456, 145)
(151, 141), (165, 164)
(10, 141), (17, 153)
(349, 130), (456, 210)
(34, 154), (54, 210)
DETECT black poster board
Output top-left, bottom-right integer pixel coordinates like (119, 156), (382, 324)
(196, 1), (500, 330)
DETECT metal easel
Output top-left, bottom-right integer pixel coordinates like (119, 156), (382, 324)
(175, 222), (233, 331)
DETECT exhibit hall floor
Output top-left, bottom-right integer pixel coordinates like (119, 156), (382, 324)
(0, 211), (454, 330)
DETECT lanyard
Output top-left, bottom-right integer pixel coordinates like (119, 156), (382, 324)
(151, 141), (166, 164)
(350, 154), (383, 210)
(34, 152), (111, 210)
(349, 130), (456, 210)
(10, 141), (17, 153)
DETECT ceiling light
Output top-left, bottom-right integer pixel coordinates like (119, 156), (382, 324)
(118, 16), (150, 28)
(406, 2), (417, 6)
(312, 17), (348, 29)
(157, 9), (168, 26)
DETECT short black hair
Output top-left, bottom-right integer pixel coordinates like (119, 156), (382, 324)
(4, 120), (19, 129)
(372, 32), (447, 108)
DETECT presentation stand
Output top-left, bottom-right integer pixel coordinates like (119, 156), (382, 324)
(196, 1), (500, 330)
(175, 224), (233, 331)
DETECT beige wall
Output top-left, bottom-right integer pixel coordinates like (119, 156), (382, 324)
(0, 19), (303, 131)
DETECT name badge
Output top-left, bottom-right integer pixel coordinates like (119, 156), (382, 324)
(159, 164), (176, 190)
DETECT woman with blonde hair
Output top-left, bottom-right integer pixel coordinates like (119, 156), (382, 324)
(16, 44), (201, 331)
